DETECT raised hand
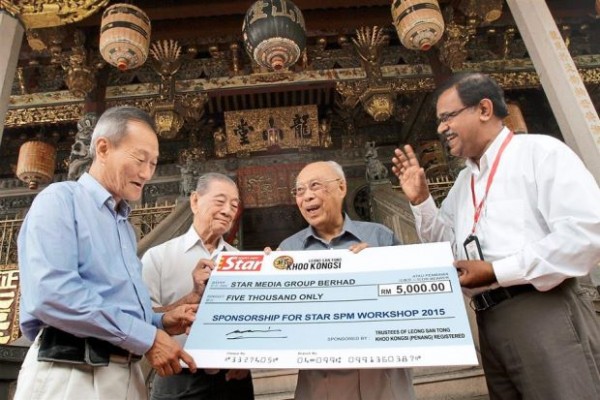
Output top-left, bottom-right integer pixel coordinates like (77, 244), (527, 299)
(391, 145), (430, 205)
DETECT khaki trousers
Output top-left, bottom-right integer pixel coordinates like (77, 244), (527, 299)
(295, 368), (414, 400)
(13, 333), (147, 400)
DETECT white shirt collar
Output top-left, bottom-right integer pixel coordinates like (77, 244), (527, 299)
(465, 126), (511, 175)
(182, 225), (234, 255)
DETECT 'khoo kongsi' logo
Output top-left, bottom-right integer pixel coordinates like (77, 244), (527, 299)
(273, 255), (294, 270)
(218, 255), (263, 271)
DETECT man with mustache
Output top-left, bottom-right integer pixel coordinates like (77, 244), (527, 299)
(392, 72), (600, 399)
(142, 172), (254, 400)
(278, 160), (415, 400)
(15, 106), (197, 400)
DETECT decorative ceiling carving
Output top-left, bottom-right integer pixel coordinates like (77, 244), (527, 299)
(5, 104), (83, 127)
(2, 0), (599, 182)
(1, 0), (109, 29)
(6, 57), (600, 129)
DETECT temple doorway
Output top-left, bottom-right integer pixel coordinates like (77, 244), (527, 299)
(241, 205), (307, 250)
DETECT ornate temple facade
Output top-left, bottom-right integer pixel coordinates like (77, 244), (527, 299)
(0, 1), (599, 398)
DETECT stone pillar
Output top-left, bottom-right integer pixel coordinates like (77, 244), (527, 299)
(507, 0), (600, 183)
(0, 11), (24, 146)
(507, 0), (600, 293)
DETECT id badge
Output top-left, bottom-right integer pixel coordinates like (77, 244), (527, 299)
(463, 235), (484, 261)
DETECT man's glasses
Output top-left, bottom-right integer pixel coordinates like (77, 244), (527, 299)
(436, 105), (472, 126)
(291, 178), (341, 197)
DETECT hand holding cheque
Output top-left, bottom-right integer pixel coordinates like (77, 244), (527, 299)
(184, 243), (477, 369)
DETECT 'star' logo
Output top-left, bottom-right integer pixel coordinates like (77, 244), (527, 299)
(218, 255), (263, 272)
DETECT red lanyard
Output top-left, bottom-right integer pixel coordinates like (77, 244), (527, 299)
(470, 131), (514, 234)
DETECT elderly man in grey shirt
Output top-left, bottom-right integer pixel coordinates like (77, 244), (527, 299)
(278, 160), (415, 400)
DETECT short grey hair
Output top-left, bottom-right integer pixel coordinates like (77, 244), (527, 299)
(195, 172), (237, 195)
(89, 106), (156, 159)
(326, 161), (346, 181)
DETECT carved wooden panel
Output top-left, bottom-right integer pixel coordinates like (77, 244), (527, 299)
(237, 163), (305, 208)
(0, 265), (20, 344)
(224, 105), (319, 154)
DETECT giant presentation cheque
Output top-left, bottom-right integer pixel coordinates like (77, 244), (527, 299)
(185, 242), (478, 369)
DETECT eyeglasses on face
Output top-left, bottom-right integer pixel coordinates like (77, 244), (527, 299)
(291, 178), (341, 197)
(436, 105), (473, 126)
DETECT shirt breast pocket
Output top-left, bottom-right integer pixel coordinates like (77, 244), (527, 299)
(481, 199), (526, 256)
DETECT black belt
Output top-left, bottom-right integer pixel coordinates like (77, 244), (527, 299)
(108, 343), (143, 363)
(471, 284), (536, 312)
(38, 327), (142, 366)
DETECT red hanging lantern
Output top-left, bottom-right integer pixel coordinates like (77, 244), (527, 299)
(100, 3), (151, 71)
(242, 0), (306, 71)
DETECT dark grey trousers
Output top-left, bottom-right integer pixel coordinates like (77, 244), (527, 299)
(477, 279), (600, 400)
(150, 369), (254, 400)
